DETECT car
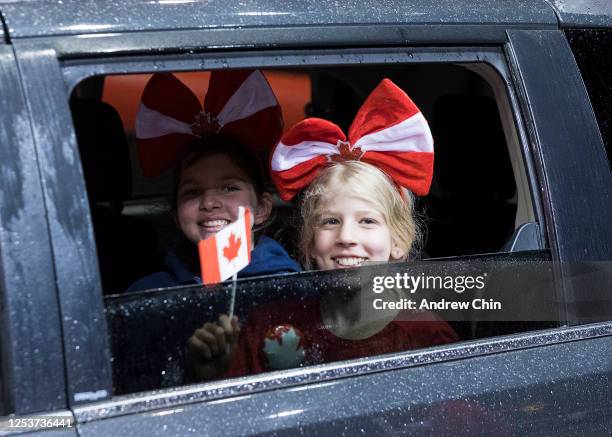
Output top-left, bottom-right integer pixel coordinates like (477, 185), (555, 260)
(0, 0), (611, 435)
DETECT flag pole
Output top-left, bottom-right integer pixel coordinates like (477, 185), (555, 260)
(229, 207), (246, 318)
(229, 264), (237, 318)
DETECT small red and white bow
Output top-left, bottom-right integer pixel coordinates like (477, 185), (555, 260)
(270, 79), (434, 200)
(136, 69), (283, 177)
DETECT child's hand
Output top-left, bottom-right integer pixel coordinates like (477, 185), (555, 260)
(186, 314), (240, 381)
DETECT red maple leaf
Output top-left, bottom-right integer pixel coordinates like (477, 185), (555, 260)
(331, 140), (364, 162)
(191, 110), (221, 137)
(223, 233), (241, 263)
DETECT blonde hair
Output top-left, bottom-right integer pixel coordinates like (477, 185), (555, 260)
(299, 161), (421, 269)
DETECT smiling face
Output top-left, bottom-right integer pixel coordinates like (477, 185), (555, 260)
(175, 153), (271, 244)
(310, 193), (405, 270)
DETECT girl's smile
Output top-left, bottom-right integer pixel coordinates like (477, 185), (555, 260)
(197, 218), (231, 234)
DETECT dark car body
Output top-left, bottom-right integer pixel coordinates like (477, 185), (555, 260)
(0, 0), (611, 435)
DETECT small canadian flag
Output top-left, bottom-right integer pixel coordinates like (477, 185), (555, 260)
(198, 207), (252, 284)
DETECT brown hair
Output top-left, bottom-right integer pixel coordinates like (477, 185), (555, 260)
(171, 135), (269, 209)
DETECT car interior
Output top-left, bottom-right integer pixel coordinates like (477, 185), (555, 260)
(69, 64), (550, 395)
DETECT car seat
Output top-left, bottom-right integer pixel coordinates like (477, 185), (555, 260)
(71, 99), (161, 294)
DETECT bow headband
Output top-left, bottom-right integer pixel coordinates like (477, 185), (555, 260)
(270, 79), (434, 201)
(136, 69), (283, 177)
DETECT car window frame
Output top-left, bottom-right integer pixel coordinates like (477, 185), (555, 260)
(72, 320), (612, 427)
(12, 42), (114, 409)
(505, 29), (612, 326)
(22, 44), (544, 405)
(505, 29), (612, 263)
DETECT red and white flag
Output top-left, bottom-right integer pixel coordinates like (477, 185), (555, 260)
(198, 207), (252, 284)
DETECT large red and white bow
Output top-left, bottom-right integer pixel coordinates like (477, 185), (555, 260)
(270, 79), (434, 200)
(136, 69), (283, 177)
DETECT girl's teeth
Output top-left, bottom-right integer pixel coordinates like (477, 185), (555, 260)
(202, 220), (229, 227)
(335, 257), (366, 266)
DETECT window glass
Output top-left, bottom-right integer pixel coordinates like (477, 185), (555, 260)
(106, 251), (558, 394)
(566, 28), (612, 171)
(69, 64), (549, 395)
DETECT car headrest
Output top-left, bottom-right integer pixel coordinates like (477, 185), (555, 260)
(431, 94), (516, 200)
(71, 99), (132, 205)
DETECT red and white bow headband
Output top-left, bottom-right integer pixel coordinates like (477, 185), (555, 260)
(270, 79), (434, 201)
(136, 69), (283, 177)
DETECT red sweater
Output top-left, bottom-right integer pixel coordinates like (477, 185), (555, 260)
(227, 298), (458, 376)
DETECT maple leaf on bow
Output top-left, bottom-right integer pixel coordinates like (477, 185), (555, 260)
(223, 233), (241, 263)
(191, 110), (221, 137)
(331, 140), (364, 162)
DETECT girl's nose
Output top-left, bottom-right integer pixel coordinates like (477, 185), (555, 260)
(336, 222), (358, 246)
(199, 191), (221, 210)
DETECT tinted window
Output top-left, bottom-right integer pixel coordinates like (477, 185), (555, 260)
(106, 252), (557, 394)
(566, 29), (612, 171)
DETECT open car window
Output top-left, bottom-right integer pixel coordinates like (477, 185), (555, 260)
(68, 57), (555, 396)
(72, 64), (539, 293)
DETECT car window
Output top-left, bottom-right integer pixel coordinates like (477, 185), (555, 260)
(106, 250), (559, 394)
(68, 59), (551, 396)
(71, 65), (537, 293)
(566, 28), (612, 172)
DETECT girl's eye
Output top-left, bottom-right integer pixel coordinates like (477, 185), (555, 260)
(222, 184), (240, 192)
(180, 188), (201, 197)
(360, 217), (379, 225)
(320, 217), (340, 226)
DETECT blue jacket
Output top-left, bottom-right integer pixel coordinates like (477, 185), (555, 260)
(127, 236), (301, 292)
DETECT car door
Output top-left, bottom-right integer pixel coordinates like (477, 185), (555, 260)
(0, 24), (78, 437)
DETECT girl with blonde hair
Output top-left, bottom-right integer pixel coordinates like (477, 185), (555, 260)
(187, 79), (457, 380)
